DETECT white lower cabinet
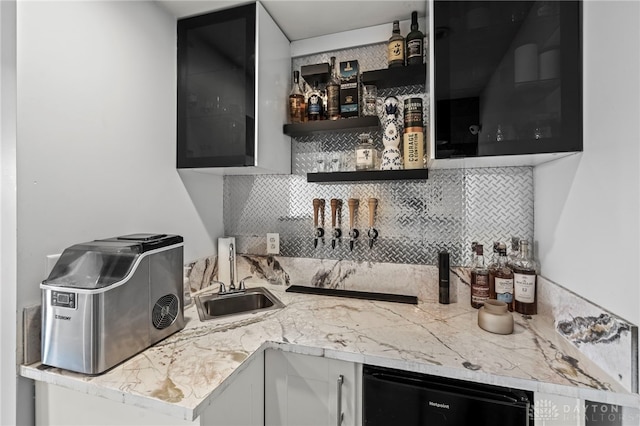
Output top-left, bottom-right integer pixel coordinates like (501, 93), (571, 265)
(200, 350), (264, 426)
(34, 351), (264, 426)
(264, 349), (362, 426)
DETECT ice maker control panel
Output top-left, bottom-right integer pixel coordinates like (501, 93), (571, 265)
(51, 291), (76, 309)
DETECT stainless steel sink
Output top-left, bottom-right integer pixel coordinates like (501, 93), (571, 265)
(194, 287), (285, 321)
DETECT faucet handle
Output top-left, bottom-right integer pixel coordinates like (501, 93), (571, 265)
(209, 280), (226, 294)
(238, 276), (252, 290)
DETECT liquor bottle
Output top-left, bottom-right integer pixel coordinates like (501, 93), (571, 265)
(489, 241), (500, 268)
(326, 56), (341, 120)
(402, 97), (425, 169)
(406, 11), (424, 65)
(486, 241), (500, 294)
(513, 240), (538, 315)
(355, 133), (377, 171)
(489, 243), (514, 311)
(288, 70), (305, 124)
(307, 80), (324, 121)
(321, 86), (328, 120)
(387, 20), (405, 68)
(470, 244), (489, 309)
(507, 236), (521, 269)
(302, 80), (311, 122)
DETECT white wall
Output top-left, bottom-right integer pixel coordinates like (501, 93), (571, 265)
(534, 1), (640, 325)
(15, 1), (224, 423)
(1, 1), (18, 424)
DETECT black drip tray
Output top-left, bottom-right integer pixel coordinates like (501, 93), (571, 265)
(285, 285), (418, 305)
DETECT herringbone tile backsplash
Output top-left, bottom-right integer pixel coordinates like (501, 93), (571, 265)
(222, 43), (534, 266)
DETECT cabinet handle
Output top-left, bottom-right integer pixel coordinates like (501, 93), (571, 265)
(337, 374), (344, 426)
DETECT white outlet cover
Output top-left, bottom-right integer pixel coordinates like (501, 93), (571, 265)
(267, 233), (280, 254)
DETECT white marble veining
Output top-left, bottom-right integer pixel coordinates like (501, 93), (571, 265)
(538, 275), (638, 393)
(236, 255), (638, 394)
(21, 282), (639, 422)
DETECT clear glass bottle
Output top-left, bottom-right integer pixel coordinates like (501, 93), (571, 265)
(489, 244), (514, 311)
(470, 243), (490, 309)
(326, 56), (341, 120)
(406, 11), (424, 66)
(355, 133), (377, 171)
(288, 70), (305, 124)
(387, 20), (405, 68)
(489, 241), (500, 269)
(302, 80), (311, 122)
(307, 80), (324, 121)
(507, 236), (521, 268)
(513, 240), (538, 315)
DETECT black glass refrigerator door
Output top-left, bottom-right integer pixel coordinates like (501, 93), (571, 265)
(363, 365), (533, 425)
(434, 1), (582, 159)
(177, 4), (256, 168)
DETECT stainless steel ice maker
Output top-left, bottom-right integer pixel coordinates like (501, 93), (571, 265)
(40, 233), (185, 374)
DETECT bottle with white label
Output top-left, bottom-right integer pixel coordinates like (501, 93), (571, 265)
(355, 133), (377, 171)
(513, 240), (537, 315)
(470, 243), (489, 309)
(489, 243), (514, 311)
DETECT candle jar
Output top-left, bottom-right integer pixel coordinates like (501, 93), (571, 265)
(478, 299), (514, 335)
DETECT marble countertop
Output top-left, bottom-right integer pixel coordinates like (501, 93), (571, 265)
(21, 284), (639, 421)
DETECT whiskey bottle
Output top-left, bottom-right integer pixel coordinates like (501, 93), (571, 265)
(513, 240), (538, 315)
(387, 20), (405, 68)
(406, 11), (424, 66)
(470, 244), (489, 309)
(307, 80), (324, 121)
(288, 70), (305, 124)
(507, 236), (521, 268)
(302, 80), (311, 122)
(489, 243), (514, 311)
(355, 133), (377, 171)
(326, 56), (341, 120)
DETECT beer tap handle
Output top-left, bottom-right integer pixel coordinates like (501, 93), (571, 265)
(367, 198), (379, 249)
(313, 198), (321, 229)
(348, 198), (359, 251)
(313, 198), (325, 248)
(330, 198), (340, 229)
(348, 198), (359, 230)
(368, 198), (378, 229)
(319, 199), (326, 229)
(330, 199), (342, 249)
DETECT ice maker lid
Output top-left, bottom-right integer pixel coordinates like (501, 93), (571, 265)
(42, 233), (183, 289)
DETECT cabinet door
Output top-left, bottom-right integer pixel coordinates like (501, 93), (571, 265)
(35, 381), (197, 426)
(434, 1), (582, 159)
(177, 4), (256, 168)
(265, 349), (361, 426)
(200, 351), (264, 426)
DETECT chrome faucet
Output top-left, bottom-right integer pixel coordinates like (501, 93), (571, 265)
(228, 243), (236, 291)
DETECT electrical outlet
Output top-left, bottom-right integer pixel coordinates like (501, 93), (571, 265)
(267, 233), (280, 254)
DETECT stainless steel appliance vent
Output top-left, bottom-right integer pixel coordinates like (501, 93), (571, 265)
(152, 294), (179, 330)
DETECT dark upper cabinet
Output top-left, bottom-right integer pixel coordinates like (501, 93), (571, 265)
(177, 3), (291, 173)
(434, 1), (582, 160)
